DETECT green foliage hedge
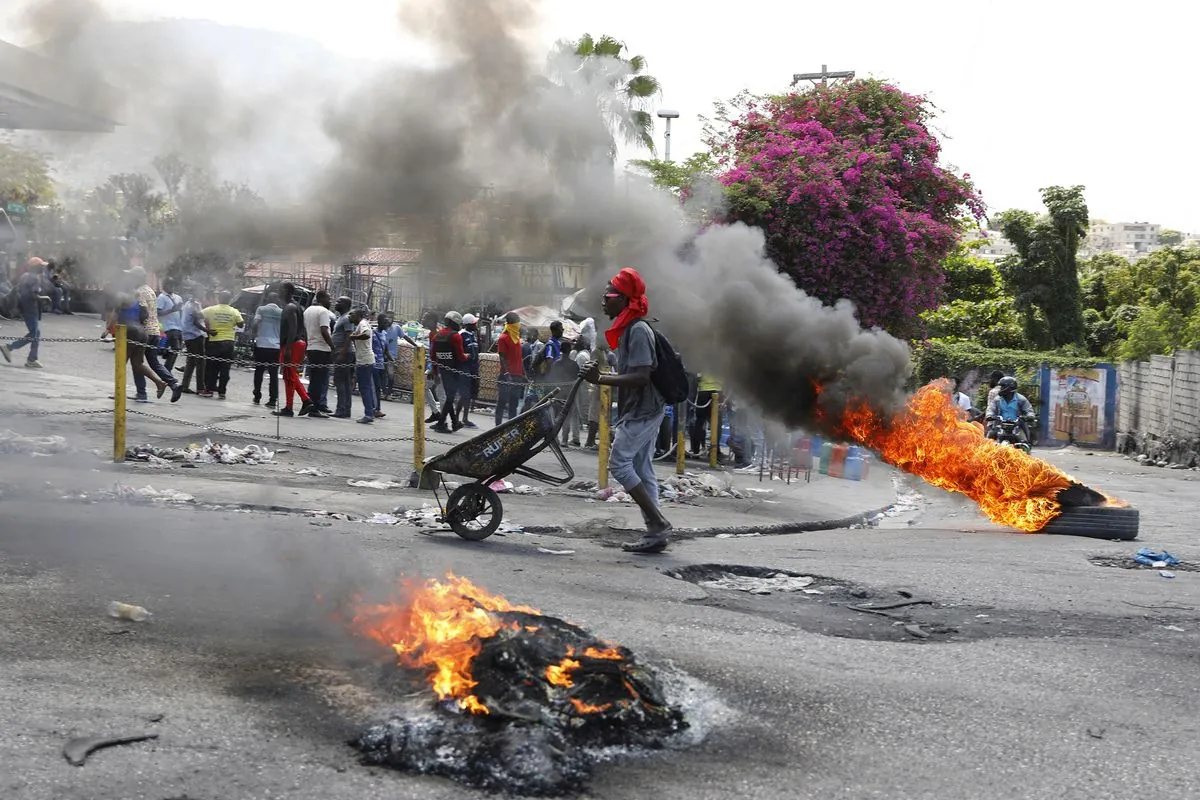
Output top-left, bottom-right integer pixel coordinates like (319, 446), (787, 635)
(911, 338), (1098, 408)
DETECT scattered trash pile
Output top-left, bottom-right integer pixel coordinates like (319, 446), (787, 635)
(569, 472), (755, 504)
(365, 504), (525, 535)
(82, 484), (197, 506)
(126, 440), (275, 466)
(350, 574), (687, 796)
(0, 429), (71, 457)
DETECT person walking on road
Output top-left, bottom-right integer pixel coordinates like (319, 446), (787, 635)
(275, 282), (320, 418)
(1, 257), (48, 369)
(303, 291), (335, 414)
(582, 267), (672, 554)
(251, 291), (282, 407)
(429, 311), (468, 433)
(495, 311), (524, 425)
(690, 373), (721, 456)
(349, 307), (377, 424)
(201, 291), (243, 400)
(129, 267), (181, 398)
(113, 291), (169, 402)
(156, 279), (185, 373)
(179, 288), (210, 395)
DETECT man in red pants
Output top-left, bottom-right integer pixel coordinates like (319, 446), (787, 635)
(275, 282), (326, 418)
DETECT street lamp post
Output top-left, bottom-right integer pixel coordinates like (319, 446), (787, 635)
(656, 109), (680, 163)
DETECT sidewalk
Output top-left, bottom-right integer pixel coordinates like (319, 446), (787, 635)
(0, 314), (900, 533)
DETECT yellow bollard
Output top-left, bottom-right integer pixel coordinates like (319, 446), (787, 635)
(412, 345), (426, 475)
(597, 384), (612, 489)
(709, 392), (721, 469)
(113, 324), (127, 463)
(675, 402), (686, 475)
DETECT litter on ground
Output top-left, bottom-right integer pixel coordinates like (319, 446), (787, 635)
(126, 440), (274, 465)
(0, 429), (71, 457)
(698, 572), (816, 594)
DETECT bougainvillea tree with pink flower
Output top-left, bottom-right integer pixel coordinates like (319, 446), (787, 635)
(709, 79), (984, 334)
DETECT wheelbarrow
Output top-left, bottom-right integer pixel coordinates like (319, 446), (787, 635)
(421, 377), (587, 540)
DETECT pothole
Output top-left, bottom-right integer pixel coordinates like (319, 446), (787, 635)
(662, 564), (1199, 643)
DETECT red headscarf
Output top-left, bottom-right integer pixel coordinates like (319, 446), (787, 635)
(605, 267), (649, 349)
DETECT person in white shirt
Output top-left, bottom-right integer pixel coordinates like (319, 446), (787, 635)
(156, 279), (184, 372)
(951, 376), (974, 414)
(348, 307), (377, 424)
(302, 290), (336, 414)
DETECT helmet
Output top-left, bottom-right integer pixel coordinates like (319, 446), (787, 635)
(462, 313), (478, 325)
(444, 311), (463, 326)
(998, 376), (1018, 396)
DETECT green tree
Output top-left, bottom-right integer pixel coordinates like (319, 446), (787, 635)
(628, 151), (717, 195)
(552, 34), (661, 157)
(996, 185), (1088, 348)
(0, 142), (56, 245)
(919, 239), (1024, 348)
(1160, 228), (1183, 247)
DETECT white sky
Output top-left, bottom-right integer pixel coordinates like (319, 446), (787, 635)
(6, 0), (1198, 231)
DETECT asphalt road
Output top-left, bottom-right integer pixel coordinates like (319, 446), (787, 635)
(1, 443), (1198, 800)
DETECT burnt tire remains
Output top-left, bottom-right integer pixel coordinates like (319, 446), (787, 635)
(1041, 506), (1139, 541)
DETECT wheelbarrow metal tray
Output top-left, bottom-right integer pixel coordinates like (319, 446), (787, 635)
(425, 403), (565, 482)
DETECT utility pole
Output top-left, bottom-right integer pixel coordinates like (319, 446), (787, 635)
(791, 64), (856, 87)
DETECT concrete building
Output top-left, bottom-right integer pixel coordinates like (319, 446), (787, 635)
(0, 39), (117, 133)
(1086, 222), (1161, 256)
(1, 39), (118, 268)
(965, 228), (1017, 263)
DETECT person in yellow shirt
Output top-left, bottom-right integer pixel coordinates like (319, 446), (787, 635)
(201, 291), (244, 399)
(691, 373), (722, 456)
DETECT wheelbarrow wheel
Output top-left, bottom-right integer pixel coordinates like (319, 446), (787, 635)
(446, 484), (504, 541)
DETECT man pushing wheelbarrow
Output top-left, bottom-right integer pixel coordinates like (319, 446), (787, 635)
(421, 267), (680, 554)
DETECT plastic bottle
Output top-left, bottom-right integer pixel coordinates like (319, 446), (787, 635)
(107, 601), (152, 622)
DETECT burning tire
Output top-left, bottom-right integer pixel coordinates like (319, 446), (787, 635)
(1041, 506), (1139, 541)
(446, 484), (503, 541)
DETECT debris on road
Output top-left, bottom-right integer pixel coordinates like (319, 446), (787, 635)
(63, 733), (159, 766)
(1134, 547), (1180, 568)
(126, 440), (274, 465)
(306, 510), (355, 522)
(488, 479), (544, 495)
(296, 467), (330, 477)
(536, 546), (575, 555)
(351, 575), (687, 796)
(107, 601), (151, 622)
(698, 571), (815, 594)
(1160, 570), (1177, 579)
(0, 429), (71, 457)
(365, 512), (403, 525)
(95, 485), (197, 505)
(349, 478), (407, 490)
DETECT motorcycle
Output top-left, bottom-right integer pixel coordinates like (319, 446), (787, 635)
(987, 417), (1033, 454)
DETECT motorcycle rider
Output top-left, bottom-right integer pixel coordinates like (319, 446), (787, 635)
(985, 376), (1035, 446)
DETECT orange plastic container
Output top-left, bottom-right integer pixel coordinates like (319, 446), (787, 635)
(828, 443), (849, 478)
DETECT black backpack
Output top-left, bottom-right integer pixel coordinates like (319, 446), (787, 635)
(638, 321), (689, 405)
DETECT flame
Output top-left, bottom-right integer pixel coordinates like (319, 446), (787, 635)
(833, 383), (1103, 532)
(583, 645), (624, 660)
(545, 655), (581, 688)
(569, 698), (613, 714)
(350, 573), (538, 714)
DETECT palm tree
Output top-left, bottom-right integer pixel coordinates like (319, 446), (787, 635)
(551, 34), (662, 158)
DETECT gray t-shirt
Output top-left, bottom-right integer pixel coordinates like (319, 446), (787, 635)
(253, 303), (282, 349)
(331, 313), (354, 361)
(616, 320), (663, 423)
